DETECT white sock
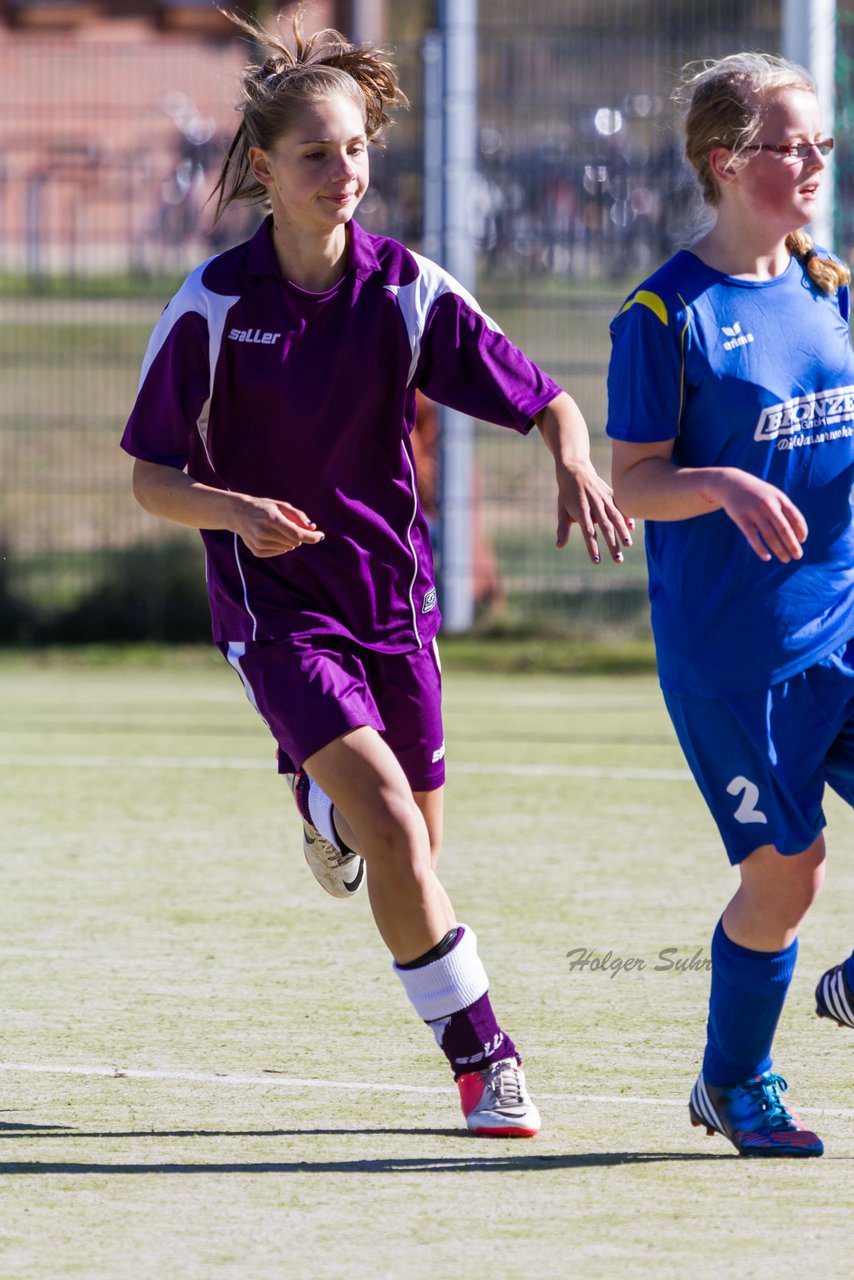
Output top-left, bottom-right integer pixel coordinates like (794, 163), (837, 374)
(304, 778), (345, 851)
(393, 925), (489, 1023)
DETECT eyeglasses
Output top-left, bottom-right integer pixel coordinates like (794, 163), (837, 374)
(742, 139), (834, 159)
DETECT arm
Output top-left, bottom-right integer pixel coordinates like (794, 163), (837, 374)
(610, 438), (808, 563)
(131, 459), (325, 558)
(535, 391), (633, 564)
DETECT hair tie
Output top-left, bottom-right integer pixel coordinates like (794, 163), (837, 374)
(261, 56), (290, 80)
(803, 248), (817, 264)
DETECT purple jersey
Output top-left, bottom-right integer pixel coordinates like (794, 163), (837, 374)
(122, 217), (560, 650)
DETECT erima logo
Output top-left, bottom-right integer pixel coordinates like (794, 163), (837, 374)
(754, 385), (854, 441)
(227, 328), (282, 345)
(421, 587), (438, 614)
(432, 742), (446, 764)
(721, 320), (754, 351)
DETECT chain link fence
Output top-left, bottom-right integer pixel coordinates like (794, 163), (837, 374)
(0, 2), (848, 640)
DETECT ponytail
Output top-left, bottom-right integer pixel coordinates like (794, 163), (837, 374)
(785, 228), (850, 295)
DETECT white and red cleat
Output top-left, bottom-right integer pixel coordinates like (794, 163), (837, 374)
(285, 771), (365, 899)
(458, 1057), (541, 1137)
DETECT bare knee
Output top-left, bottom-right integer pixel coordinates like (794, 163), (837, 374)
(775, 837), (826, 919)
(788, 851), (826, 917)
(729, 837), (826, 944)
(413, 789), (443, 869)
(356, 789), (431, 879)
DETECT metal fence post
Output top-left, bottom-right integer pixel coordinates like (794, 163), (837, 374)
(783, 0), (836, 250)
(433, 0), (478, 633)
(26, 171), (44, 284)
(348, 0), (386, 43)
(422, 30), (443, 264)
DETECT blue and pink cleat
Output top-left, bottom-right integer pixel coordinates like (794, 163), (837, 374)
(689, 1070), (823, 1157)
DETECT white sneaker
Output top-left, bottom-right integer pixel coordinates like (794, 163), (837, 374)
(457, 1057), (541, 1137)
(285, 773), (365, 899)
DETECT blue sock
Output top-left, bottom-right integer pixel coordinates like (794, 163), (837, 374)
(843, 953), (854, 992)
(702, 918), (798, 1087)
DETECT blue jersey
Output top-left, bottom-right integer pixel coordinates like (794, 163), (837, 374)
(607, 249), (854, 696)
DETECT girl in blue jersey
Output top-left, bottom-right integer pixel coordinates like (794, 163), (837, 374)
(608, 52), (854, 1157)
(124, 12), (631, 1136)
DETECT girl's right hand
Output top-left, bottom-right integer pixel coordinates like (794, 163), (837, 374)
(715, 471), (808, 563)
(231, 495), (326, 558)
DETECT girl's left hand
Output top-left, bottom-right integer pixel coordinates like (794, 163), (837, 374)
(555, 459), (634, 565)
(535, 391), (633, 565)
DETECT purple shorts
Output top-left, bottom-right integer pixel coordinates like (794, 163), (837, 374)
(219, 635), (445, 792)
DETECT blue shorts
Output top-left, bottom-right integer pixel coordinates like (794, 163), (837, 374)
(219, 635), (445, 792)
(663, 637), (854, 864)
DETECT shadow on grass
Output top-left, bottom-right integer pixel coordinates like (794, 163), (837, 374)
(1, 1126), (462, 1140)
(0, 1152), (732, 1175)
(0, 1123), (72, 1133)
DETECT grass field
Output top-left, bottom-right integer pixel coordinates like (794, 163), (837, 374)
(2, 650), (854, 1279)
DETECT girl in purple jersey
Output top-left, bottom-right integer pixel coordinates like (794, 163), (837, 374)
(123, 12), (630, 1136)
(609, 53), (854, 1157)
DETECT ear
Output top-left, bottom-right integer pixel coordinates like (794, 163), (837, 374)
(708, 145), (738, 185)
(247, 146), (273, 187)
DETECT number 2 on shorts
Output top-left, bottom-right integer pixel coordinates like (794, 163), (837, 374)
(726, 775), (768, 825)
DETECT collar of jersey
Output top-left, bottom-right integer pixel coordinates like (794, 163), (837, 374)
(247, 214), (381, 283)
(679, 247), (797, 289)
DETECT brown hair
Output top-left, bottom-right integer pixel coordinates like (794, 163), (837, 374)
(211, 8), (408, 223)
(676, 53), (849, 294)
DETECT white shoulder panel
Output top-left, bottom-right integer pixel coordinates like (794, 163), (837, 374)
(137, 255), (239, 402)
(384, 250), (502, 386)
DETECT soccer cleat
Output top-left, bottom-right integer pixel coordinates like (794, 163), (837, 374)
(285, 772), (365, 899)
(815, 963), (854, 1028)
(457, 1057), (540, 1138)
(689, 1069), (823, 1157)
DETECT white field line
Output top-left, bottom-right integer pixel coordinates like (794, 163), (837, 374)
(0, 755), (692, 782)
(0, 1061), (852, 1118)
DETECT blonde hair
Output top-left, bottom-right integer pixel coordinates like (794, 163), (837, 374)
(676, 52), (849, 294)
(211, 8), (408, 223)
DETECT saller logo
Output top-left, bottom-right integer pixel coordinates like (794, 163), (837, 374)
(228, 328), (282, 345)
(754, 384), (854, 442)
